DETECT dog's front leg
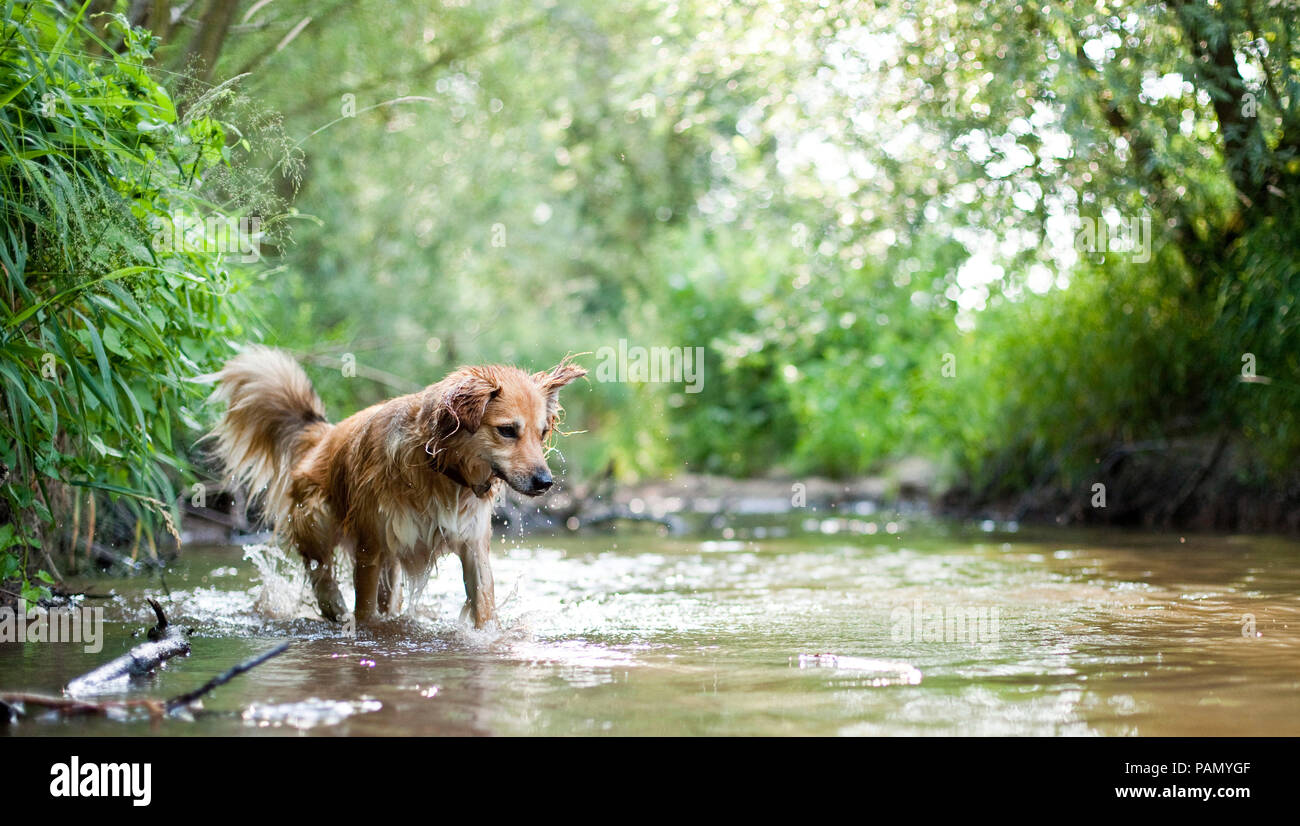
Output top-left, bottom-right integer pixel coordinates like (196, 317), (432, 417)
(459, 539), (496, 628)
(353, 544), (383, 623)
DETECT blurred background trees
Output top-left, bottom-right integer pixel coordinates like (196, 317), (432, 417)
(212, 0), (1300, 518)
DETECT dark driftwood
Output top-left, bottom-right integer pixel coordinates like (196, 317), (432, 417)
(165, 641), (290, 711)
(64, 598), (191, 696)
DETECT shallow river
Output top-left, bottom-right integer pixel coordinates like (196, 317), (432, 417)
(3, 516), (1297, 735)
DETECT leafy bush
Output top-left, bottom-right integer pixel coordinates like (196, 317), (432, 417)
(0, 0), (260, 604)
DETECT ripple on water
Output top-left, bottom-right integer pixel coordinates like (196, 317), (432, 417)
(242, 698), (382, 730)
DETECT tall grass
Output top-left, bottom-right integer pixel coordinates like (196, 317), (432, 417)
(0, 0), (259, 605)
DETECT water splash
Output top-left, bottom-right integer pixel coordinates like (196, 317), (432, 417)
(242, 543), (352, 620)
(240, 542), (532, 640)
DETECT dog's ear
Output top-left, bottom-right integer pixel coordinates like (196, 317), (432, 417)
(534, 360), (587, 420)
(430, 372), (499, 443)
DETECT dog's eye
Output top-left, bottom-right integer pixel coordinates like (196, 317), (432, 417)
(496, 425), (519, 439)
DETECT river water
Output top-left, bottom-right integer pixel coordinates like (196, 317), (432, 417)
(2, 516), (1297, 735)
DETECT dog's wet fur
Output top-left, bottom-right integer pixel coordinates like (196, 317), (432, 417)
(207, 347), (585, 627)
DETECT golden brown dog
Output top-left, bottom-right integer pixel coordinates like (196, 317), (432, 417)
(206, 347), (585, 627)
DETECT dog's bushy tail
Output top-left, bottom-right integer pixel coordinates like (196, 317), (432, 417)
(205, 346), (328, 529)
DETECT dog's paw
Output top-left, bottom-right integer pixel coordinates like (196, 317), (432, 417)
(318, 593), (349, 624)
(459, 601), (499, 631)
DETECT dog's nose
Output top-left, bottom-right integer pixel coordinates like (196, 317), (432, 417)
(529, 469), (553, 493)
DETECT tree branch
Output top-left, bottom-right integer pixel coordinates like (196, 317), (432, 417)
(284, 14), (550, 119)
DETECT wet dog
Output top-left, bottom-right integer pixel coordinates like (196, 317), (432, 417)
(206, 347), (585, 627)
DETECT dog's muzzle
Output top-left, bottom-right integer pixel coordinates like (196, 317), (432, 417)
(503, 467), (552, 497)
(526, 468), (553, 495)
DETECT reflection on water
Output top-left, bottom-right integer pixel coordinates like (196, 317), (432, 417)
(2, 519), (1297, 736)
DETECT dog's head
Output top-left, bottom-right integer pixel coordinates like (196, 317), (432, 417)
(423, 359), (586, 497)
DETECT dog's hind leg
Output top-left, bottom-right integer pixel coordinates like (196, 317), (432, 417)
(307, 558), (348, 623)
(291, 507), (347, 622)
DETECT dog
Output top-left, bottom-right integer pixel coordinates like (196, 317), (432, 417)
(206, 346), (585, 628)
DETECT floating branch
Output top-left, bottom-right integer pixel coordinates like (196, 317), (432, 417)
(0, 692), (165, 722)
(64, 598), (191, 696)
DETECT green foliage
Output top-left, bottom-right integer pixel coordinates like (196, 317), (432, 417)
(0, 0), (261, 599)
(193, 0), (1298, 499)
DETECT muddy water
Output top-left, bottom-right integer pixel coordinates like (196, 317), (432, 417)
(2, 518), (1297, 736)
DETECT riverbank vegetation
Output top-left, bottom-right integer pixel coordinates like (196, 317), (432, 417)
(4, 0), (1300, 601)
(0, 0), (289, 602)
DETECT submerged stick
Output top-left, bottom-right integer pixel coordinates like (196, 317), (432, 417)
(64, 598), (191, 696)
(0, 692), (164, 722)
(165, 641), (291, 711)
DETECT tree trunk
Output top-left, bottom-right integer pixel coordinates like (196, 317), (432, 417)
(184, 0), (240, 83)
